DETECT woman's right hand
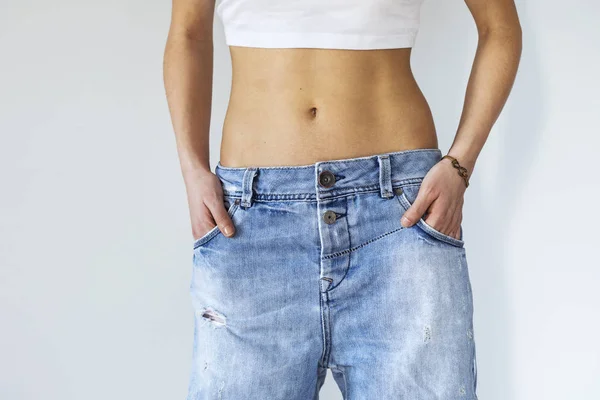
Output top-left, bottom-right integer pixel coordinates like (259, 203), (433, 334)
(185, 169), (236, 241)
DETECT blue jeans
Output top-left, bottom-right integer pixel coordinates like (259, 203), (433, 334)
(187, 149), (478, 399)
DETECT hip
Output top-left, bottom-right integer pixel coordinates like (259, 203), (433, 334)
(193, 148), (464, 253)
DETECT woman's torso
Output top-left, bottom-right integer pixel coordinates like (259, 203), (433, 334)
(219, 46), (438, 167)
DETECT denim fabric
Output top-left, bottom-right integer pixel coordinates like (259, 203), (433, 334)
(187, 148), (477, 400)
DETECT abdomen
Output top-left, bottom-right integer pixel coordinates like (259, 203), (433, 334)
(219, 46), (438, 167)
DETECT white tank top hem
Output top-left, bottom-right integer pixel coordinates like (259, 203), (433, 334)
(225, 29), (415, 50)
(223, 30), (417, 50)
(216, 0), (424, 50)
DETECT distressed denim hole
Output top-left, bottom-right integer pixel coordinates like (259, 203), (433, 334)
(201, 307), (226, 328)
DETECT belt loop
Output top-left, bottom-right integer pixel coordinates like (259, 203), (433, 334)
(240, 167), (258, 209)
(377, 154), (393, 199)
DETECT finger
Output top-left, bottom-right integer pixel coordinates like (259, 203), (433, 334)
(450, 205), (463, 239)
(401, 189), (434, 227)
(442, 207), (460, 240)
(207, 198), (236, 237)
(424, 213), (446, 234)
(191, 206), (217, 241)
(423, 199), (448, 228)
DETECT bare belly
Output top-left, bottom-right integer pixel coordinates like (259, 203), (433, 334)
(219, 47), (438, 168)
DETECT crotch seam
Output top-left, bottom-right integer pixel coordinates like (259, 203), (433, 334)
(329, 364), (349, 400)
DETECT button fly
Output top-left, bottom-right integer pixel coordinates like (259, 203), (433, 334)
(323, 210), (337, 225)
(318, 170), (336, 188)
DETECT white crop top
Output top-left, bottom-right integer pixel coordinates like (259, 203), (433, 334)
(215, 0), (425, 50)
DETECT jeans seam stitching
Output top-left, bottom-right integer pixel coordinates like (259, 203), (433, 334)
(322, 227), (404, 260)
(221, 179), (425, 202)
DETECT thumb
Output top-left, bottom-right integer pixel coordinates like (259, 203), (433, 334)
(401, 191), (431, 227)
(209, 200), (236, 237)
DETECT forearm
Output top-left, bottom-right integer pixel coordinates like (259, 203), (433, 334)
(448, 25), (523, 174)
(163, 32), (214, 180)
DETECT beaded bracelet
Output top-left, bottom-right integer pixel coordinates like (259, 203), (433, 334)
(441, 155), (470, 188)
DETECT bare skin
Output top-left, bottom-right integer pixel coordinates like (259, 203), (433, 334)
(220, 47), (437, 167)
(163, 0), (522, 243)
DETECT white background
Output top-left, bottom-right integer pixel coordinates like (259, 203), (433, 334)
(1, 0), (599, 399)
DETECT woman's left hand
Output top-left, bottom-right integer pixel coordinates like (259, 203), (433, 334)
(400, 157), (468, 240)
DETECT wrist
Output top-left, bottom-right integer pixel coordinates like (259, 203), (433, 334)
(179, 150), (211, 174)
(441, 154), (470, 188)
(181, 163), (213, 183)
(446, 148), (477, 174)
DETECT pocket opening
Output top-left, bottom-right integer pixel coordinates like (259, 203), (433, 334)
(192, 196), (240, 249)
(395, 186), (465, 248)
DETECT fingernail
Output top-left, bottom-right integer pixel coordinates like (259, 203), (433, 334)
(401, 216), (411, 227)
(223, 226), (233, 237)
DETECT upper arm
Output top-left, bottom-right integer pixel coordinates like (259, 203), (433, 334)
(169, 0), (216, 40)
(463, 0), (522, 35)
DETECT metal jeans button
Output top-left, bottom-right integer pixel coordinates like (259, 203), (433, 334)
(323, 210), (337, 224)
(318, 170), (336, 188)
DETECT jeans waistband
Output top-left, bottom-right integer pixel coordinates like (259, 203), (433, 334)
(215, 148), (442, 204)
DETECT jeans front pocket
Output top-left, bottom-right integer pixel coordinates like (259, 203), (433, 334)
(394, 183), (465, 248)
(192, 196), (240, 249)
